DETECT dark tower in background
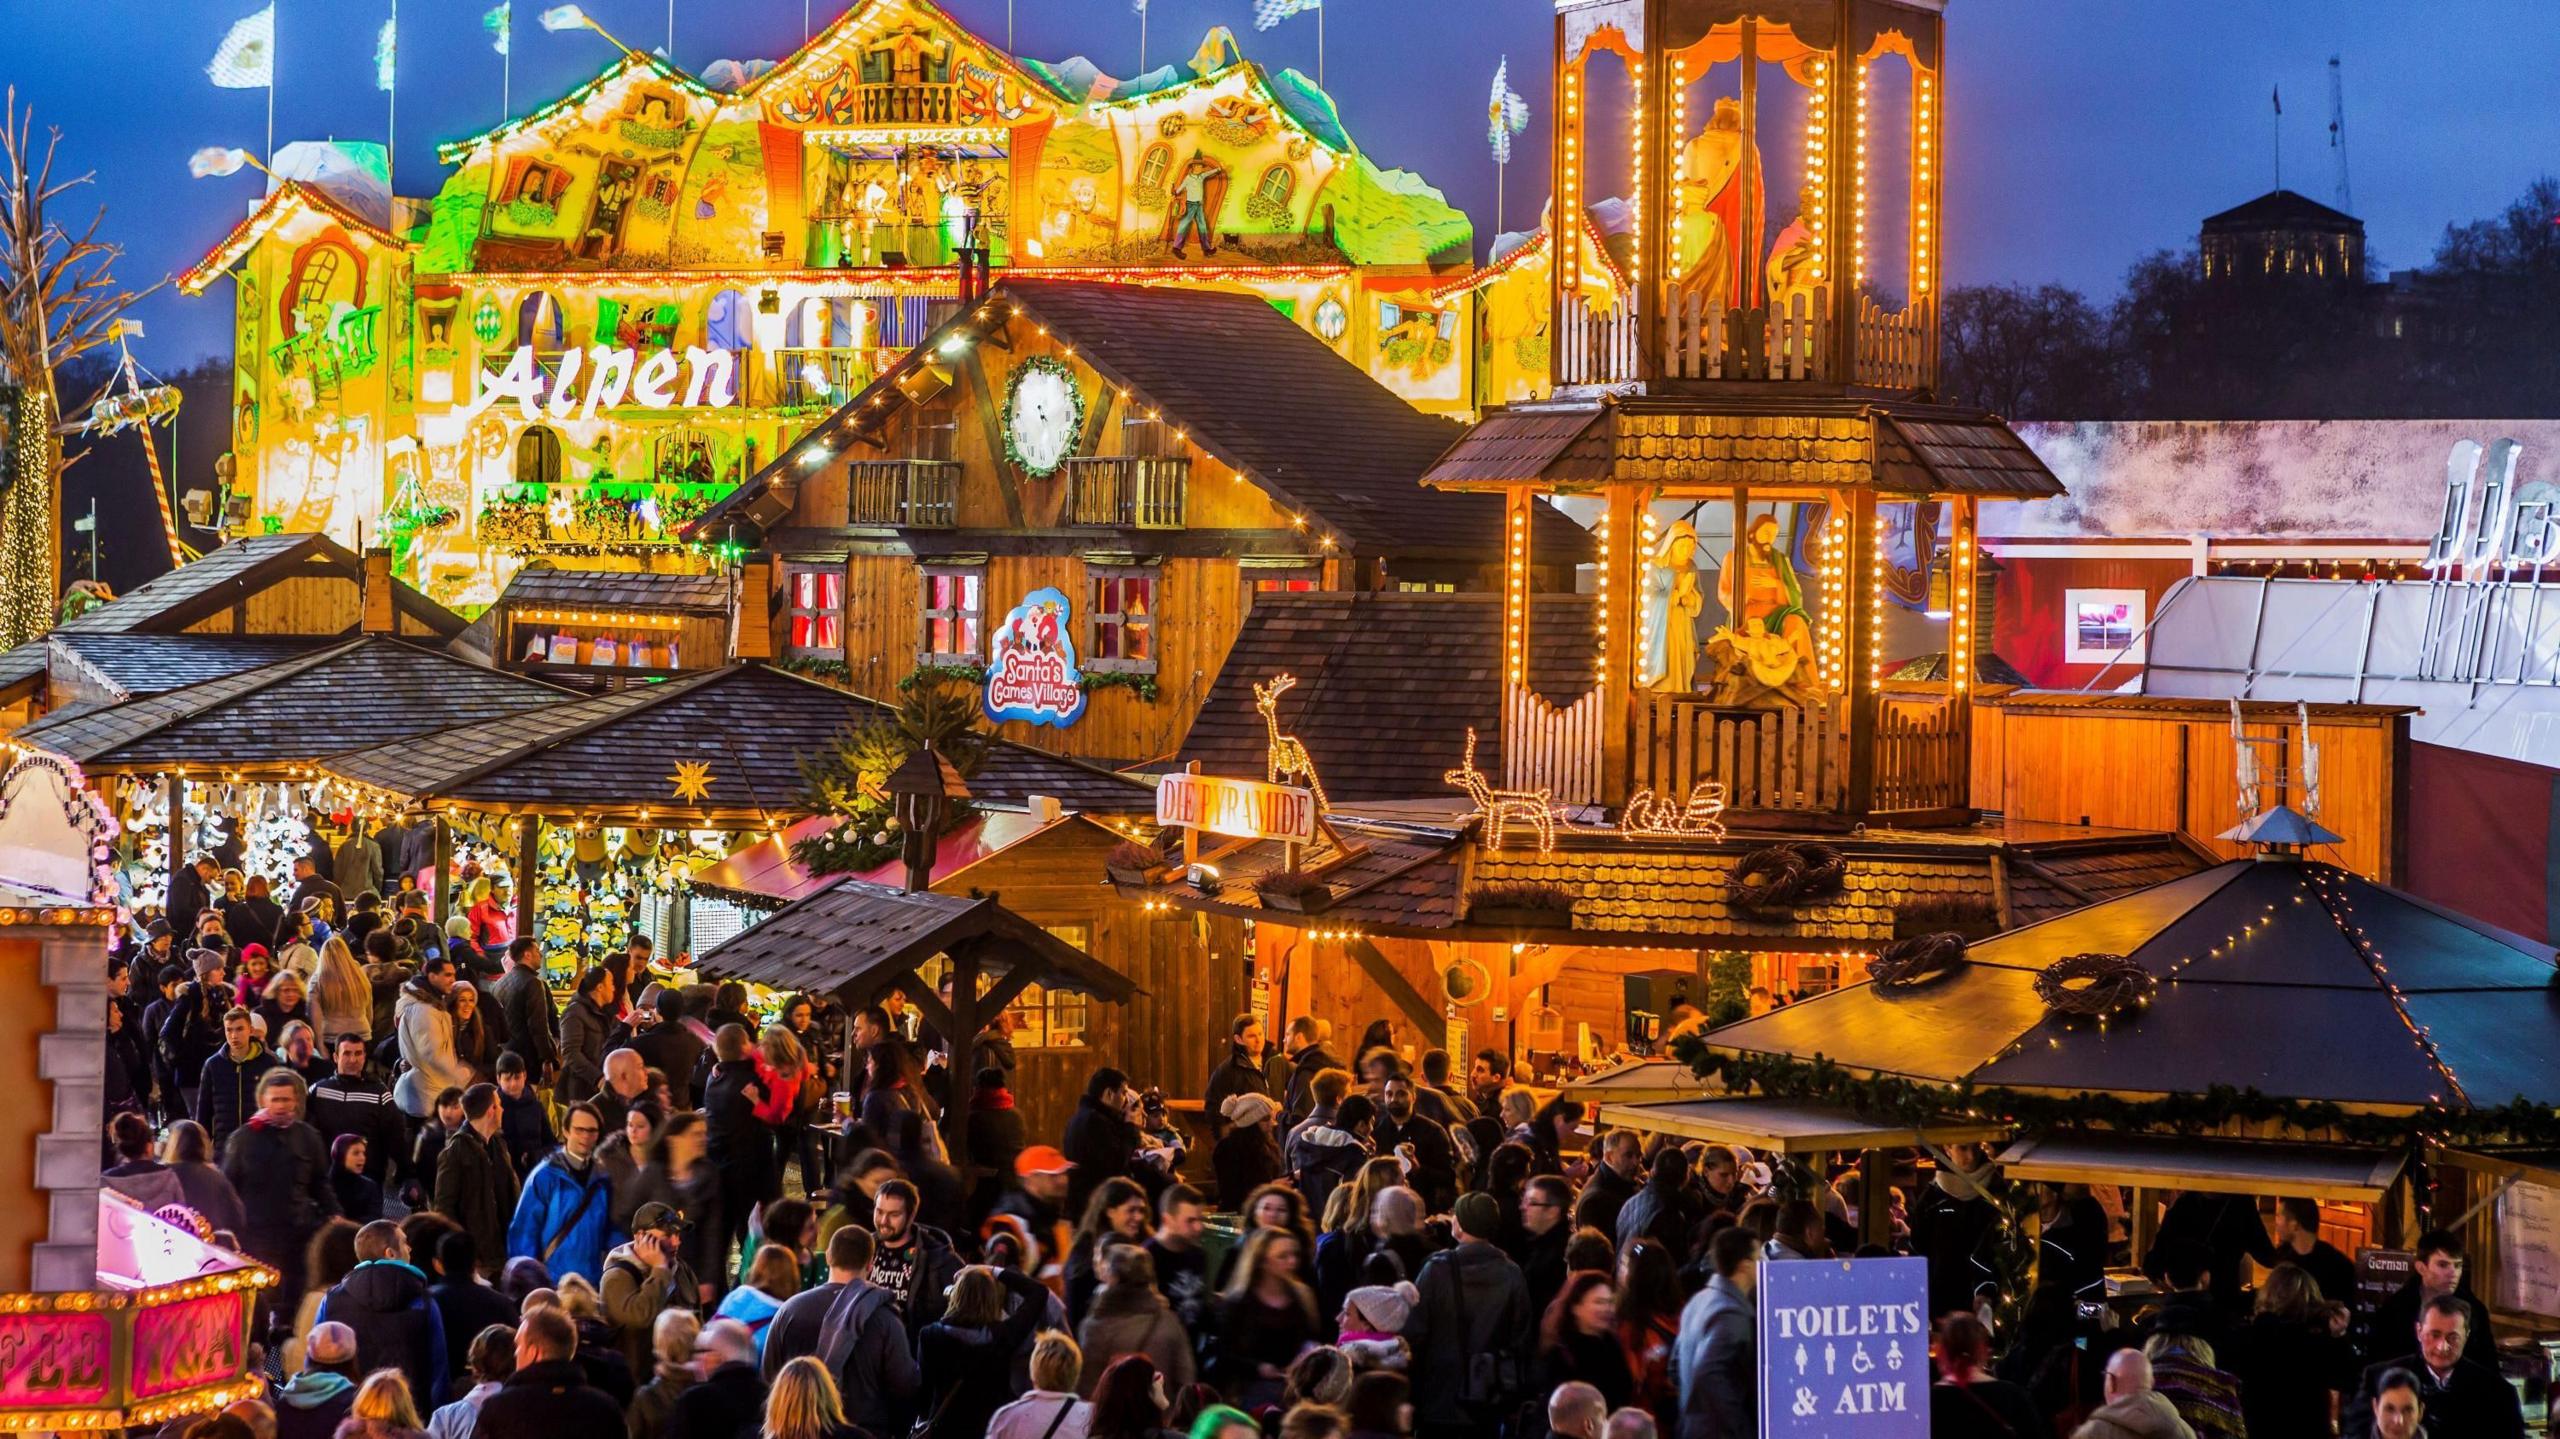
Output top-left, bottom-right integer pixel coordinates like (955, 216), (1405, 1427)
(2200, 189), (2366, 287)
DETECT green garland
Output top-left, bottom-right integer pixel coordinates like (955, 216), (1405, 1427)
(1668, 1037), (2560, 1149)
(899, 662), (987, 693)
(779, 656), (852, 685)
(1079, 669), (1160, 702)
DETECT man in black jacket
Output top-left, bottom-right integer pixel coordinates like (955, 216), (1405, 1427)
(666, 1319), (766, 1439)
(428, 1230), (515, 1389)
(628, 986), (706, 1104)
(1407, 1191), (1532, 1439)
(866, 1179), (963, 1340)
(197, 1008), (280, 1149)
(1061, 1067), (1138, 1214)
(490, 939), (560, 1086)
(221, 1069), (337, 1319)
(1371, 1073), (1457, 1211)
(1615, 1145), (1701, 1254)
(308, 1034), (406, 1188)
(2368, 1228), (2497, 1371)
(766, 1226), (918, 1435)
(435, 1085), (520, 1280)
(1274, 1017), (1342, 1127)
(1201, 1015), (1271, 1135)
(1572, 1129), (1643, 1239)
(703, 1024), (775, 1277)
(167, 856), (221, 940)
(314, 1220), (446, 1408)
(2345, 1294), (2524, 1439)
(284, 855), (344, 930)
(474, 1307), (625, 1439)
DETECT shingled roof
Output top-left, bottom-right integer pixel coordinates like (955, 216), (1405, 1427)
(44, 633), (329, 700)
(695, 279), (1589, 564)
(320, 661), (1151, 822)
(695, 878), (1137, 1006)
(1177, 592), (1597, 803)
(496, 566), (730, 614)
(11, 637), (568, 774)
(53, 532), (464, 638)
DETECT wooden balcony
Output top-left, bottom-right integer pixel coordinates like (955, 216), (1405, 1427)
(1628, 690), (1969, 820)
(1553, 287), (1933, 389)
(860, 82), (957, 125)
(1854, 297), (1930, 390)
(1063, 457), (1188, 529)
(842, 459), (959, 528)
(1556, 295), (1642, 387)
(1661, 289), (1832, 381)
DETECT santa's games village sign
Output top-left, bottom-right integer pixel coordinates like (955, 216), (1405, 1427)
(983, 587), (1088, 727)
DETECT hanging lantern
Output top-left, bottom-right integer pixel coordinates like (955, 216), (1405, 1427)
(472, 295), (504, 345)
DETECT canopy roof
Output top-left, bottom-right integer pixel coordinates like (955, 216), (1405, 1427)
(1606, 1096), (2011, 1154)
(320, 661), (1150, 823)
(12, 637), (568, 776)
(1706, 857), (2560, 1111)
(1995, 1131), (2405, 1203)
(693, 877), (1137, 1006)
(1561, 1059), (1714, 1105)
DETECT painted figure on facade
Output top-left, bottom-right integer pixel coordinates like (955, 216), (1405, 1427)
(1166, 154), (1228, 258)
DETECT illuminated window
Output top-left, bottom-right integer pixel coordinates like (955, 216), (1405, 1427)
(514, 426), (563, 487)
(1396, 580), (1457, 594)
(2063, 588), (2146, 665)
(784, 564), (846, 658)
(920, 566), (983, 665)
(917, 938), (1090, 1051)
(1089, 566), (1157, 674)
(1252, 568), (1321, 595)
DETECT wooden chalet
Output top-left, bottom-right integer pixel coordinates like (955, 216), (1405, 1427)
(0, 534), (464, 724)
(687, 277), (1588, 768)
(452, 565), (734, 692)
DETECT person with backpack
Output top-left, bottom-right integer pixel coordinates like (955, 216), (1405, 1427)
(1405, 1191), (1531, 1439)
(506, 1101), (619, 1284)
(768, 1226), (919, 1436)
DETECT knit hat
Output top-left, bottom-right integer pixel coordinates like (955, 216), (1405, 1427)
(1452, 1189), (1500, 1240)
(189, 948), (225, 980)
(1219, 1091), (1277, 1130)
(304, 1322), (357, 1369)
(1342, 1281), (1418, 1334)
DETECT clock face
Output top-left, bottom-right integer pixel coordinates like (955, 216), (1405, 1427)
(1008, 366), (1078, 475)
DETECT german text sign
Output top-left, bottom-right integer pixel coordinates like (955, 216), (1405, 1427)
(1757, 1256), (1929, 1439)
(0, 1312), (112, 1411)
(1156, 773), (1316, 844)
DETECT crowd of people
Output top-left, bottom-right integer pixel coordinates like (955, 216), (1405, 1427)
(100, 858), (2520, 1439)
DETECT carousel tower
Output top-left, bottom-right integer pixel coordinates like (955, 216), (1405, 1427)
(1430, 0), (2058, 828)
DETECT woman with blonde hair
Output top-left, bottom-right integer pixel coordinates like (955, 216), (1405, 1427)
(626, 1309), (701, 1439)
(762, 1356), (864, 1439)
(306, 934), (372, 1047)
(1210, 1226), (1318, 1409)
(334, 1369), (427, 1439)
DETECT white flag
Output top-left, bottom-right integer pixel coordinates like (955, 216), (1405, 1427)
(207, 5), (276, 89)
(539, 4), (588, 31)
(188, 145), (254, 178)
(1252, 0), (1318, 32)
(483, 2), (511, 55)
(1488, 57), (1529, 165)
(375, 15), (398, 91)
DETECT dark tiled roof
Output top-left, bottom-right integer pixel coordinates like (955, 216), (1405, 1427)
(694, 877), (1137, 1003)
(1177, 592), (1597, 803)
(2006, 838), (2216, 926)
(48, 633), (330, 698)
(14, 637), (566, 770)
(2202, 189), (2362, 232)
(1421, 405), (1614, 489)
(700, 279), (1590, 565)
(324, 662), (1152, 819)
(0, 643), (44, 701)
(498, 566), (730, 614)
(54, 532), (465, 637)
(1114, 818), (1471, 932)
(1878, 416), (2069, 499)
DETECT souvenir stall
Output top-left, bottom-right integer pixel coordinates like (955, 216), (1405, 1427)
(457, 566), (734, 693)
(0, 753), (274, 1430)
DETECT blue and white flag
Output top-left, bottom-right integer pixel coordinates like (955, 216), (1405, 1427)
(207, 5), (276, 88)
(483, 2), (511, 55)
(1253, 0), (1319, 32)
(1488, 57), (1529, 164)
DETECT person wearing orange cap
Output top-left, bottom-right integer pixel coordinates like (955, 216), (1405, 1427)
(993, 1145), (1075, 1294)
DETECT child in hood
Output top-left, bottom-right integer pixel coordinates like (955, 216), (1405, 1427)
(1337, 1282), (1416, 1372)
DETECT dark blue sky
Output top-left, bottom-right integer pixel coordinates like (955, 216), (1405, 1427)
(3, 0), (2553, 370)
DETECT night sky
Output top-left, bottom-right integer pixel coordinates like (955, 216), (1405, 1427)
(2, 0), (2554, 372)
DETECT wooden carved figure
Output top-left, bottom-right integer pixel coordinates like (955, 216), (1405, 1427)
(1255, 674), (1330, 812)
(1444, 726), (1556, 853)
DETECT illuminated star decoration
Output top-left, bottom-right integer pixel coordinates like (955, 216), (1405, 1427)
(669, 760), (715, 802)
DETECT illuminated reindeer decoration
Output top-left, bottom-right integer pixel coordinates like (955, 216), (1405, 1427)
(1446, 727), (1559, 853)
(1256, 674), (1331, 813)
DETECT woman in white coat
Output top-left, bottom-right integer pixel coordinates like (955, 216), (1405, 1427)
(391, 957), (472, 1117)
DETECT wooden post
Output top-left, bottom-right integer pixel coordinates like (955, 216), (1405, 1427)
(943, 941), (981, 1156)
(1498, 487), (1533, 786)
(1637, 22), (1674, 380)
(1861, 1147), (1894, 1250)
(1843, 489), (1881, 815)
(167, 775), (186, 910)
(512, 818), (538, 951)
(2129, 1186), (2159, 1266)
(1950, 497), (1979, 813)
(431, 815), (452, 925)
(1825, 0), (1858, 383)
(1599, 483), (1641, 803)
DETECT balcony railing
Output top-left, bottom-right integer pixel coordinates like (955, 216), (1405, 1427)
(843, 459), (959, 528)
(1063, 457), (1188, 529)
(1854, 296), (1930, 390)
(753, 348), (874, 410)
(1556, 295), (1642, 387)
(861, 82), (957, 125)
(1630, 690), (1970, 817)
(1662, 288), (1832, 381)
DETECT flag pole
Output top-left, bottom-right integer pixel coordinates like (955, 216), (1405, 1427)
(1318, 2), (1325, 89)
(386, 0), (397, 199)
(265, 12), (276, 162)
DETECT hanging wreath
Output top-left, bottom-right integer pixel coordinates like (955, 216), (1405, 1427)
(1727, 842), (1851, 912)
(2035, 952), (2156, 1020)
(1871, 931), (1968, 991)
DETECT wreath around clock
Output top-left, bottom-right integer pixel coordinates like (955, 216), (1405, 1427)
(1002, 355), (1088, 479)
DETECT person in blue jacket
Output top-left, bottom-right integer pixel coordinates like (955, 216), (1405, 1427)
(506, 1100), (621, 1284)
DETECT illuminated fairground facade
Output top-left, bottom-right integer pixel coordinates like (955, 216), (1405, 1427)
(1432, 0), (2058, 826)
(176, 0), (1610, 612)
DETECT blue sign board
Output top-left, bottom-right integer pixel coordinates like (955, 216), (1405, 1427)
(1756, 1256), (1930, 1439)
(983, 586), (1088, 728)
